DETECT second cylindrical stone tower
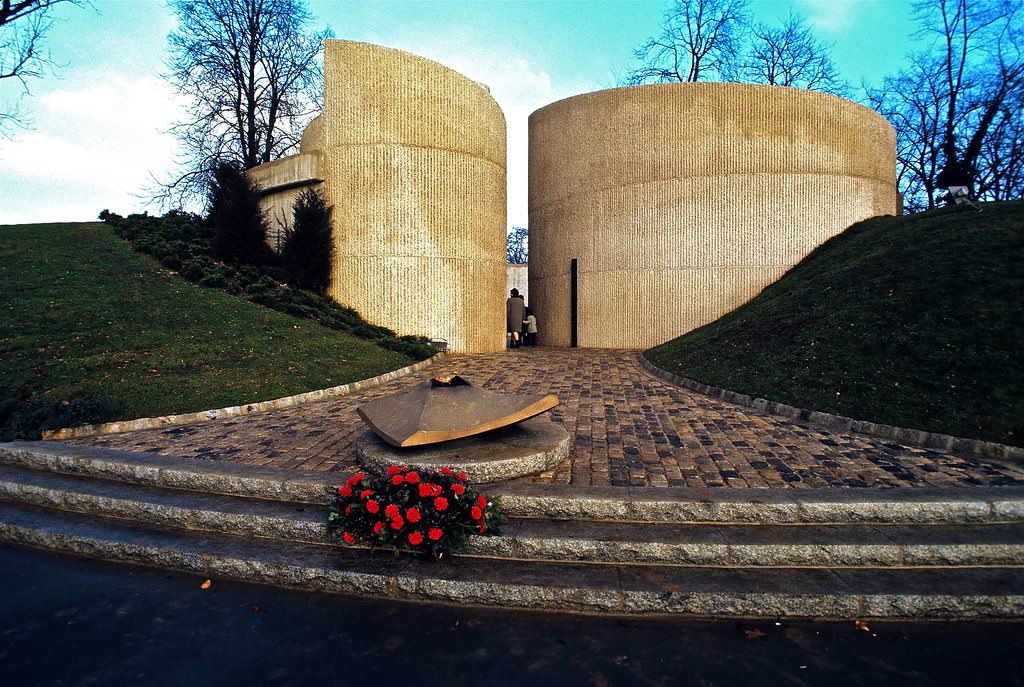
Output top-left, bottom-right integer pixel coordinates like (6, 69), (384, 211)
(528, 82), (897, 349)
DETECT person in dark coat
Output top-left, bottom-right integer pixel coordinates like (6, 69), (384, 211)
(506, 288), (526, 348)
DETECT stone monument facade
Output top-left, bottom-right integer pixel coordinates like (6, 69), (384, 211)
(527, 83), (898, 349)
(249, 40), (507, 354)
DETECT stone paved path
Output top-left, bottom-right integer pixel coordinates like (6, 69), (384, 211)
(71, 349), (1024, 489)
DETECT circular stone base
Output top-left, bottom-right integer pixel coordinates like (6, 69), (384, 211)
(355, 416), (569, 483)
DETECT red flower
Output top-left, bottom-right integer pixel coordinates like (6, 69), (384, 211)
(428, 528), (443, 541)
(433, 497), (449, 511)
(366, 499), (380, 514)
(385, 504), (400, 517)
(346, 473), (365, 487)
(432, 484), (443, 497)
(478, 524), (487, 533)
(373, 522), (384, 534)
(360, 489), (374, 499)
(343, 532), (356, 544)
(406, 507), (422, 523)
(338, 485), (353, 497)
(471, 506), (482, 520)
(440, 468), (453, 476)
(457, 473), (468, 481)
(390, 516), (405, 529)
(408, 531), (424, 545)
(344, 505), (352, 515)
(391, 474), (405, 485)
(387, 466), (403, 475)
(405, 471), (420, 483)
(477, 495), (487, 509)
(451, 483), (465, 496)
(418, 483), (434, 497)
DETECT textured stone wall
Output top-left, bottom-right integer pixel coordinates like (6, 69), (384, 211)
(528, 82), (897, 349)
(319, 40), (507, 354)
(251, 41), (507, 354)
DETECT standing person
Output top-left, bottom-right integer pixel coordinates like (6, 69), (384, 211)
(506, 288), (526, 348)
(524, 307), (538, 347)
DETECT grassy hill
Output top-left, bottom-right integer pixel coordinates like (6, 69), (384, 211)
(646, 201), (1023, 448)
(1, 222), (419, 437)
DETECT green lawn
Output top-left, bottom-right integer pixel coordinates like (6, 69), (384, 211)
(646, 201), (1024, 448)
(1, 222), (417, 426)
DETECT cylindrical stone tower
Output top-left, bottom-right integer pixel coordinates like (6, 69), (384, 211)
(320, 40), (507, 353)
(528, 82), (897, 349)
(252, 40), (508, 354)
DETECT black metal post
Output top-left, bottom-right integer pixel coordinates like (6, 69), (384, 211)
(570, 258), (578, 348)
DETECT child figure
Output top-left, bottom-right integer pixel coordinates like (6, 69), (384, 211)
(524, 308), (538, 346)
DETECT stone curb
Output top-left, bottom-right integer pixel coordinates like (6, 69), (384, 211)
(638, 354), (1024, 466)
(42, 353), (446, 440)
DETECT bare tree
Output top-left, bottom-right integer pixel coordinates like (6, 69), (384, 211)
(625, 0), (749, 84)
(740, 13), (847, 95)
(157, 0), (331, 208)
(868, 0), (1023, 209)
(0, 0), (86, 133)
(506, 226), (528, 264)
(975, 92), (1024, 200)
(867, 55), (948, 212)
(928, 0), (1023, 198)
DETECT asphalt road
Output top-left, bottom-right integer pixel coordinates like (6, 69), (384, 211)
(1, 542), (1021, 687)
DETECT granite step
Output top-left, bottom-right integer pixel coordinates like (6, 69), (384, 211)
(2, 499), (1021, 619)
(4, 442), (1024, 526)
(2, 462), (1022, 569)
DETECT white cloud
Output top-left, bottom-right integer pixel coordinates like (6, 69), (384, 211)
(795, 0), (859, 32)
(0, 73), (186, 223)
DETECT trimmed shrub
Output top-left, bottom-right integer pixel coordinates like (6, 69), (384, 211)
(281, 188), (334, 293)
(207, 163), (277, 267)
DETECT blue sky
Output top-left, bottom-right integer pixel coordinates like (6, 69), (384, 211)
(0, 0), (918, 227)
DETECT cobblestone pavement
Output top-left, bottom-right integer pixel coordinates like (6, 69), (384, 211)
(71, 348), (1024, 489)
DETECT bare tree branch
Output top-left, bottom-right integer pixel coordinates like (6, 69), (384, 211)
(0, 0), (87, 133)
(625, 0), (749, 85)
(152, 0), (331, 210)
(868, 0), (1023, 209)
(739, 12), (847, 96)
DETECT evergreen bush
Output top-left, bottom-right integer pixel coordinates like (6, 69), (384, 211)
(207, 163), (277, 267)
(281, 187), (334, 293)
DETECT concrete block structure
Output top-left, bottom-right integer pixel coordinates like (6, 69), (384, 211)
(506, 263), (529, 303)
(249, 40), (507, 354)
(528, 83), (898, 349)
